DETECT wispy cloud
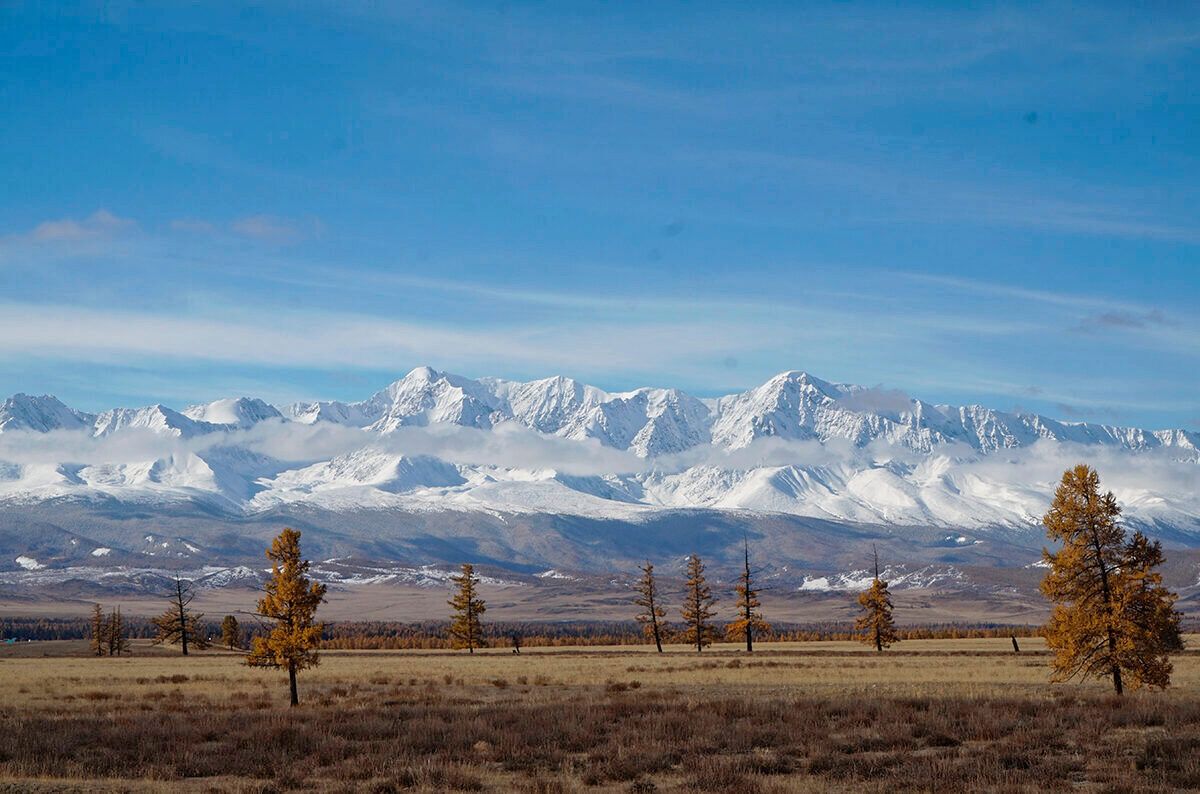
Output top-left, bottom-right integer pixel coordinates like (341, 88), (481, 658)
(230, 215), (324, 244)
(0, 209), (136, 261)
(1076, 310), (1173, 333)
(707, 150), (1200, 244)
(902, 273), (1199, 356)
(0, 301), (760, 379)
(27, 209), (133, 242)
(896, 272), (1129, 310)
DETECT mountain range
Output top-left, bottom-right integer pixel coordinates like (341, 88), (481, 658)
(0, 367), (1197, 609)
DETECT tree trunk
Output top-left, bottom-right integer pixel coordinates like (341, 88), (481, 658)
(178, 585), (189, 656)
(651, 618), (663, 653)
(875, 627), (882, 652)
(1011, 636), (1020, 653)
(288, 660), (298, 707)
(1090, 525), (1124, 695)
(743, 544), (753, 653)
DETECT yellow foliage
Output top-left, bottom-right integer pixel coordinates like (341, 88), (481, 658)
(856, 577), (898, 651)
(246, 528), (326, 705)
(679, 554), (718, 651)
(448, 563), (487, 652)
(1041, 464), (1181, 693)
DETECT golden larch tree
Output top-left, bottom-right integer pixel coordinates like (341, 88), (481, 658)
(856, 546), (897, 652)
(1122, 532), (1184, 654)
(633, 561), (668, 652)
(448, 563), (486, 653)
(246, 528), (327, 706)
(1041, 464), (1181, 694)
(153, 577), (209, 654)
(725, 539), (771, 652)
(220, 615), (243, 650)
(679, 554), (718, 652)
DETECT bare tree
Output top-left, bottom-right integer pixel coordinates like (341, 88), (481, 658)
(106, 607), (130, 657)
(634, 561), (668, 652)
(725, 538), (771, 652)
(89, 603), (107, 657)
(153, 577), (209, 655)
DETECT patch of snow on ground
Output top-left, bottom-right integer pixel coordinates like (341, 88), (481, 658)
(798, 570), (876, 591)
(799, 566), (962, 592)
(91, 547), (112, 556)
(15, 556), (44, 570)
(536, 569), (577, 580)
(197, 566), (259, 587)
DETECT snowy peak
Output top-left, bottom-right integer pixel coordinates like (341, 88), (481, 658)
(2, 367), (1197, 459)
(183, 397), (282, 429)
(487, 375), (608, 434)
(91, 405), (219, 439)
(367, 367), (501, 433)
(285, 399), (374, 427)
(574, 387), (712, 457)
(711, 370), (868, 449)
(0, 394), (94, 433)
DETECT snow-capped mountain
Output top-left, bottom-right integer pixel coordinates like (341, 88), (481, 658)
(0, 394), (94, 433)
(710, 371), (1199, 455)
(0, 367), (1197, 536)
(183, 397), (283, 429)
(91, 405), (220, 438)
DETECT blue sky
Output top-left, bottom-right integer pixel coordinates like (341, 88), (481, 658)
(1, 2), (1197, 429)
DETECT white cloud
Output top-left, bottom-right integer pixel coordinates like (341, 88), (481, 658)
(0, 209), (135, 258)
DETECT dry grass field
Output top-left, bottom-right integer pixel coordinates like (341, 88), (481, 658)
(3, 637), (1200, 792)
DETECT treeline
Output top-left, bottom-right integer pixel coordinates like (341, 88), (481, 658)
(320, 621), (1054, 649)
(322, 620), (646, 649)
(2, 614), (1057, 646)
(2, 615), (158, 641)
(769, 623), (1049, 642)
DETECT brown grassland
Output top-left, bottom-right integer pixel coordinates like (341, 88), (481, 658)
(3, 637), (1200, 792)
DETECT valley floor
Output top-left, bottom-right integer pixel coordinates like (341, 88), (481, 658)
(2, 638), (1199, 791)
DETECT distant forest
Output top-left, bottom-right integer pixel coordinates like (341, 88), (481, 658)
(1, 616), (1057, 647)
